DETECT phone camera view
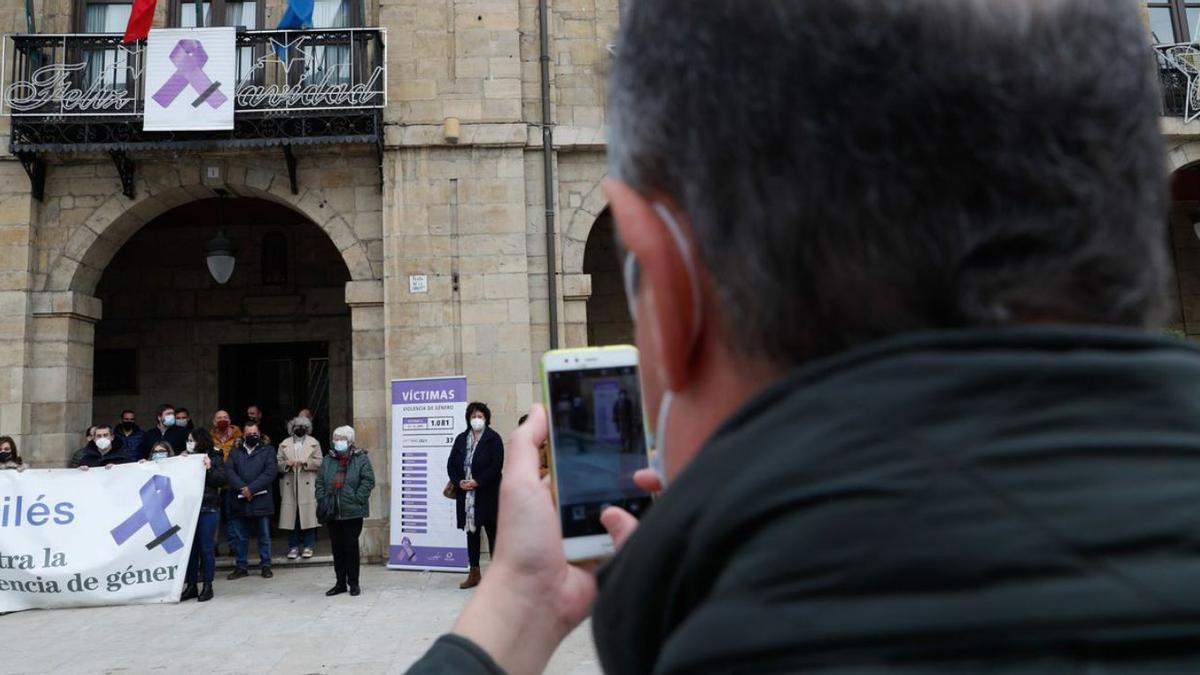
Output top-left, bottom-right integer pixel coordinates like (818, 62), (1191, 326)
(550, 366), (652, 538)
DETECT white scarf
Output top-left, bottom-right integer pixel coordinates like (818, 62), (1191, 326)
(464, 431), (479, 533)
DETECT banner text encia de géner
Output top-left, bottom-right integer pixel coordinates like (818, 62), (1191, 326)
(0, 456), (204, 612)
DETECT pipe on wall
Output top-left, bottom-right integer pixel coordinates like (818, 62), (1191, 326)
(539, 0), (560, 349)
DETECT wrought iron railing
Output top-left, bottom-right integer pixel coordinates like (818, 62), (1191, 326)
(2, 28), (386, 119)
(1161, 43), (1199, 119)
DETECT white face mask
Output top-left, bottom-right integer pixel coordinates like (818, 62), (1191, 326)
(152, 451), (168, 461)
(623, 203), (704, 490)
(95, 437), (112, 451)
(185, 439), (197, 452)
(470, 417), (486, 432)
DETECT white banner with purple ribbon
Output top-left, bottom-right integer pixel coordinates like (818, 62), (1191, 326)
(144, 27), (236, 131)
(0, 456), (204, 613)
(389, 376), (470, 572)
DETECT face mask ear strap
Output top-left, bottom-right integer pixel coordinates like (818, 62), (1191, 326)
(651, 203), (704, 345)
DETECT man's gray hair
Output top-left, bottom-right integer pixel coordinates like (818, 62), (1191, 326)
(608, 0), (1168, 365)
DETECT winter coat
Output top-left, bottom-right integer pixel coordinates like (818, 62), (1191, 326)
(76, 443), (132, 468)
(141, 425), (189, 460)
(410, 327), (1200, 674)
(224, 441), (278, 517)
(277, 435), (323, 530)
(186, 446), (228, 512)
(447, 427), (504, 530)
(211, 425), (243, 460)
(115, 423), (146, 463)
(315, 448), (375, 521)
(0, 459), (23, 471)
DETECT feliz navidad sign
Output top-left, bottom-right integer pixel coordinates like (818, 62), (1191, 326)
(2, 27), (386, 129)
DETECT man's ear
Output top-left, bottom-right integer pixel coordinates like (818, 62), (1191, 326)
(602, 178), (700, 392)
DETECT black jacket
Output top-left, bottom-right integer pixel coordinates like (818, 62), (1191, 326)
(76, 443), (132, 468)
(196, 447), (228, 511)
(409, 327), (1200, 674)
(225, 441), (278, 517)
(447, 427), (504, 529)
(142, 425), (190, 460)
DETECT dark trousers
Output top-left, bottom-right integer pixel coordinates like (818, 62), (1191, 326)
(185, 510), (220, 584)
(230, 515), (272, 570)
(466, 522), (498, 567)
(328, 517), (364, 587)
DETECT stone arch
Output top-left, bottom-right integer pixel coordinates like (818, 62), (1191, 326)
(46, 173), (376, 295)
(1167, 141), (1200, 174)
(563, 177), (610, 276)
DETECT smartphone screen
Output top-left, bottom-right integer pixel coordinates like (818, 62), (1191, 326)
(548, 365), (653, 538)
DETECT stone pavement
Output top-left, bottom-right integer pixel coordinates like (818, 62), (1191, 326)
(0, 563), (603, 675)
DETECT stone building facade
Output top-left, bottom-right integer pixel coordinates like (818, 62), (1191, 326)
(0, 0), (629, 558)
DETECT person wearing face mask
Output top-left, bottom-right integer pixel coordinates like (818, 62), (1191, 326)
(224, 422), (277, 580)
(315, 426), (375, 597)
(0, 436), (26, 472)
(210, 409), (242, 461)
(115, 409), (145, 463)
(68, 425), (97, 469)
(77, 425), (129, 470)
(445, 402), (504, 590)
(278, 416), (323, 560)
(244, 405), (272, 446)
(138, 441), (174, 463)
(181, 428), (225, 602)
(141, 404), (189, 461)
(175, 408), (194, 431)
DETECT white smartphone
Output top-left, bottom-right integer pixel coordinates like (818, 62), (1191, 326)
(541, 345), (653, 563)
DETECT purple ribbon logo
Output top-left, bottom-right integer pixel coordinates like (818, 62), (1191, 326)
(110, 475), (184, 554)
(152, 39), (227, 110)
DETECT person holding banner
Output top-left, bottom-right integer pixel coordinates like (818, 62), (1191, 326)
(0, 436), (25, 472)
(447, 402), (504, 590)
(182, 428), (226, 603)
(315, 426), (375, 597)
(225, 422), (277, 580)
(69, 425), (98, 469)
(77, 425), (130, 470)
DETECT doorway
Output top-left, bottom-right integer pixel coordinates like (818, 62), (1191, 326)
(218, 341), (332, 448)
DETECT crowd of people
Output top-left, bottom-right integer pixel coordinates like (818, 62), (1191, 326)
(1, 403), (376, 604)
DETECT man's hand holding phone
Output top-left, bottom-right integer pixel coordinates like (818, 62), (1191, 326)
(450, 405), (645, 675)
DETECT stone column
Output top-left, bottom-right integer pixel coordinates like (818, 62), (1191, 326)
(346, 280), (389, 559)
(27, 291), (102, 467)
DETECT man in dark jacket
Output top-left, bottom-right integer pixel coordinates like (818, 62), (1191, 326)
(142, 403), (189, 460)
(115, 410), (145, 463)
(224, 423), (277, 579)
(76, 425), (130, 470)
(408, 1), (1200, 673)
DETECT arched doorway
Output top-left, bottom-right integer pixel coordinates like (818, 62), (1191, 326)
(91, 196), (352, 447)
(583, 208), (634, 346)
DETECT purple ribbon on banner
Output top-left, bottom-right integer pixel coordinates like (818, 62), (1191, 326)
(110, 475), (184, 554)
(152, 39), (228, 110)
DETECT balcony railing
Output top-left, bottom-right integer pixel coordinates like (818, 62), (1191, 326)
(1160, 43), (1200, 119)
(1, 28), (386, 152)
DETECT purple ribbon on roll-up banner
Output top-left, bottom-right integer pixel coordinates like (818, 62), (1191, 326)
(152, 39), (228, 110)
(110, 475), (184, 553)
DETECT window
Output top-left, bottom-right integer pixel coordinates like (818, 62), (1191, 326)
(261, 232), (289, 285)
(304, 0), (355, 86)
(79, 0), (133, 92)
(1148, 1), (1200, 43)
(173, 1), (263, 85)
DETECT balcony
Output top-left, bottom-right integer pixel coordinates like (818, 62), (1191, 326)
(1, 28), (386, 153)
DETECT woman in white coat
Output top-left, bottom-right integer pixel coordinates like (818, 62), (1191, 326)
(277, 416), (323, 558)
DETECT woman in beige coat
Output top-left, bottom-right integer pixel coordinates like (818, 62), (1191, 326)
(277, 416), (323, 558)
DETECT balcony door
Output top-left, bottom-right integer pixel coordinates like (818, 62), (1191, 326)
(1148, 1), (1200, 44)
(78, 0), (133, 94)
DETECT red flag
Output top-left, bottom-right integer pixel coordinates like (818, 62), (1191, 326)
(122, 0), (157, 44)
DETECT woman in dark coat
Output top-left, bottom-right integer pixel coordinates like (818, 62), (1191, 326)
(181, 428), (226, 602)
(446, 401), (504, 589)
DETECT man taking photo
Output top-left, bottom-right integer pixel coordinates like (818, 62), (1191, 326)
(411, 0), (1200, 672)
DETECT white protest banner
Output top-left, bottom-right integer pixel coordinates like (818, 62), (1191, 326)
(0, 456), (204, 612)
(389, 376), (470, 572)
(144, 27), (236, 131)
